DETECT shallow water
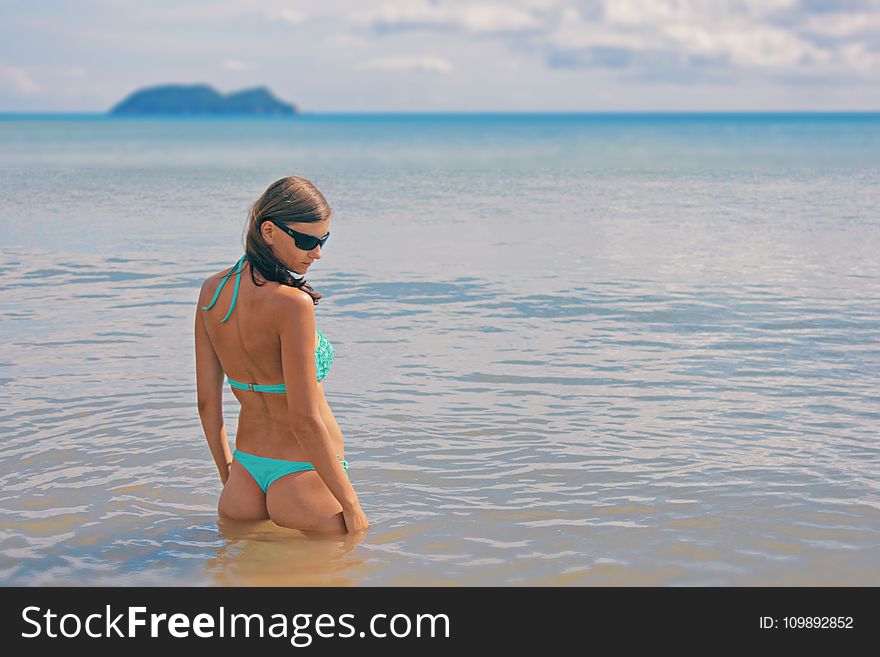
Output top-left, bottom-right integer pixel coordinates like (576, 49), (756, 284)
(1, 113), (879, 585)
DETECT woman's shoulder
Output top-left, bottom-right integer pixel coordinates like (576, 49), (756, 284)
(272, 286), (316, 339)
(196, 269), (226, 305)
(273, 284), (314, 311)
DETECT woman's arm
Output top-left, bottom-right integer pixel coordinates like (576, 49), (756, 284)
(277, 289), (363, 514)
(316, 383), (344, 452)
(194, 294), (233, 484)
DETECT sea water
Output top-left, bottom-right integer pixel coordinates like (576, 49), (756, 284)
(0, 112), (878, 585)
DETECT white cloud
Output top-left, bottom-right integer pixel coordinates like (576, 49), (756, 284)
(352, 1), (542, 34)
(266, 7), (307, 25)
(0, 65), (41, 95)
(799, 11), (880, 39)
(604, 0), (798, 25)
(550, 8), (652, 51)
(94, 0), (308, 23)
(520, 0), (565, 8)
(837, 40), (880, 74)
(354, 56), (453, 73)
(345, 0), (879, 79)
(661, 22), (831, 68)
(534, 1), (873, 74)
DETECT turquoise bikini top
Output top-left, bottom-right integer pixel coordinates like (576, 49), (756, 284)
(200, 254), (334, 391)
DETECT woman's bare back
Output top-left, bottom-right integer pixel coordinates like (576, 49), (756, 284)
(198, 260), (324, 459)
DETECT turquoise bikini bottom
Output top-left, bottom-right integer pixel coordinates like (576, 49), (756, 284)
(233, 449), (350, 494)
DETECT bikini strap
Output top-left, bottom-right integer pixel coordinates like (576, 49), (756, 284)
(200, 254), (247, 323)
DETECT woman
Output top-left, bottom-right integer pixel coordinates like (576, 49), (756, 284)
(195, 176), (369, 534)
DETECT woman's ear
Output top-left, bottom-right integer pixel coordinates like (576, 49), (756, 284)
(261, 222), (273, 244)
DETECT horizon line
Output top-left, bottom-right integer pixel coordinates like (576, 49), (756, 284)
(1, 109), (879, 116)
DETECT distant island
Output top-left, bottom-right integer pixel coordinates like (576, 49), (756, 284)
(108, 84), (298, 116)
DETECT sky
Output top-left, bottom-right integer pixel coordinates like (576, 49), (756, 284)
(1, 0), (879, 112)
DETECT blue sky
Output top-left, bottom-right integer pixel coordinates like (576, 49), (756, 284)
(1, 0), (878, 111)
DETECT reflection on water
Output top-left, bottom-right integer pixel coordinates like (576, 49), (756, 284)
(1, 114), (879, 585)
(206, 519), (368, 586)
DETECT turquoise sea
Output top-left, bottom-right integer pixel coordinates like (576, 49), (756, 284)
(1, 113), (878, 585)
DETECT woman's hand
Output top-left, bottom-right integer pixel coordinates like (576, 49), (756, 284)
(342, 502), (370, 533)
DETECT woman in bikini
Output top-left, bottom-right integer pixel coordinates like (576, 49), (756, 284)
(194, 176), (370, 534)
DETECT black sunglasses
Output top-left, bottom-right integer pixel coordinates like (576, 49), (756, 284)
(268, 219), (330, 251)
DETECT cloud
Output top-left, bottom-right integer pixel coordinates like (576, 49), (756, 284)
(352, 1), (543, 35)
(660, 22), (832, 68)
(542, 2), (838, 72)
(89, 0), (309, 24)
(107, 0), (311, 24)
(3, 0), (879, 111)
(798, 10), (880, 38)
(0, 65), (41, 95)
(835, 40), (880, 73)
(265, 6), (307, 25)
(354, 55), (453, 73)
(347, 0), (880, 81)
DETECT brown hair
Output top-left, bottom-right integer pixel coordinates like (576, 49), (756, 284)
(243, 176), (332, 305)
